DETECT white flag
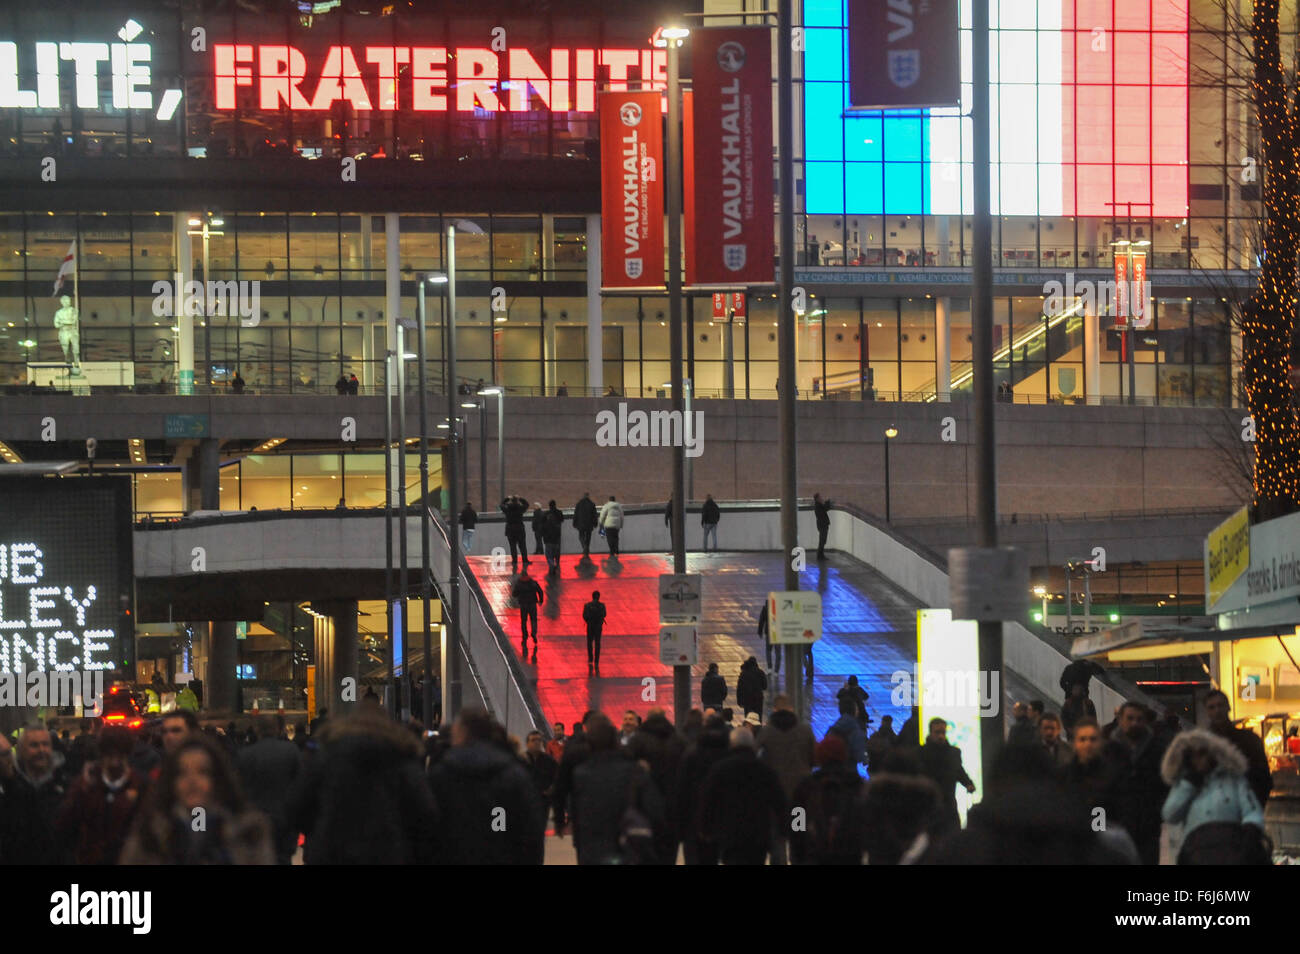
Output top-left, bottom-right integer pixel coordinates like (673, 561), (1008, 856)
(53, 240), (75, 297)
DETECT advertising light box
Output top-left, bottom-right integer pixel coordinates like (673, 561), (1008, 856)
(0, 477), (134, 676)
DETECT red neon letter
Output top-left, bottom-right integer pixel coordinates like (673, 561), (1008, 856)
(365, 46), (410, 110)
(258, 45), (311, 110)
(214, 44), (254, 109)
(574, 49), (595, 112)
(455, 48), (500, 111)
(411, 47), (448, 110)
(310, 46), (373, 111)
(600, 49), (639, 91)
(507, 48), (550, 112)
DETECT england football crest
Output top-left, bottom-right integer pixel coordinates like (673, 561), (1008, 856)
(723, 245), (747, 271)
(888, 49), (920, 88)
(625, 258), (643, 279)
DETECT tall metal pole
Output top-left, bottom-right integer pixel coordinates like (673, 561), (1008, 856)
(972, 0), (1004, 780)
(418, 281), (434, 730)
(685, 378), (694, 502)
(384, 348), (396, 716)
(478, 397), (487, 514)
(497, 391), (505, 503)
(1126, 207), (1136, 406)
(778, 0), (802, 714)
(202, 223), (211, 390)
(445, 225), (463, 722)
(667, 35), (690, 727)
(397, 324), (409, 720)
(884, 437), (891, 522)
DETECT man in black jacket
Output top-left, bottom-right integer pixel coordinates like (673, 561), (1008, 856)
(237, 715), (304, 865)
(582, 590), (607, 674)
(1205, 689), (1273, 809)
(500, 495), (531, 572)
(813, 493), (832, 560)
(1102, 702), (1168, 865)
(542, 500), (565, 577)
(459, 501), (477, 552)
(701, 493), (721, 551)
(698, 728), (787, 865)
(531, 502), (546, 555)
(511, 566), (544, 661)
(919, 718), (976, 832)
(701, 662), (727, 710)
(571, 714), (665, 865)
(573, 491), (598, 558)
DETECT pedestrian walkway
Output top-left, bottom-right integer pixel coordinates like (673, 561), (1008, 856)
(468, 550), (1035, 745)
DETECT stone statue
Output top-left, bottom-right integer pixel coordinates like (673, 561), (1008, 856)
(53, 294), (80, 367)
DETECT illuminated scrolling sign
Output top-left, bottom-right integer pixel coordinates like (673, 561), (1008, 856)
(212, 44), (667, 113)
(0, 478), (134, 677)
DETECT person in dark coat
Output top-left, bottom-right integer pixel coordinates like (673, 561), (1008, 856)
(426, 709), (543, 865)
(1062, 684), (1098, 738)
(1061, 718), (1117, 815)
(1205, 688), (1273, 809)
(789, 734), (867, 864)
(736, 656), (768, 717)
(573, 491), (599, 558)
(237, 716), (304, 865)
(1007, 702), (1037, 747)
(895, 707), (921, 748)
(828, 696), (867, 768)
(571, 714), (665, 865)
(866, 715), (898, 774)
(698, 728), (787, 865)
(500, 494), (531, 571)
(530, 502), (546, 555)
(552, 711), (597, 833)
(459, 502), (477, 552)
(1102, 701), (1169, 865)
(54, 726), (145, 866)
(1060, 658), (1105, 698)
(627, 708), (686, 864)
(335, 373), (349, 395)
(701, 493), (721, 551)
(837, 675), (870, 733)
(347, 373), (359, 394)
(919, 718), (976, 832)
(758, 600), (780, 674)
(813, 493), (832, 560)
(700, 662), (727, 710)
(542, 500), (565, 577)
(677, 717), (732, 865)
(0, 728), (56, 864)
(286, 710), (438, 865)
(523, 730), (559, 812)
(511, 565), (544, 660)
(582, 590), (607, 674)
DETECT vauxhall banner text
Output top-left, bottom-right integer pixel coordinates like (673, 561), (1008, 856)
(848, 0), (959, 110)
(600, 90), (664, 289)
(686, 27), (774, 285)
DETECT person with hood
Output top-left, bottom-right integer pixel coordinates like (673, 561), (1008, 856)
(677, 716), (733, 865)
(511, 565), (545, 661)
(837, 675), (870, 733)
(285, 710), (437, 865)
(1161, 727), (1268, 865)
(598, 495), (624, 557)
(459, 501), (477, 552)
(573, 491), (599, 559)
(237, 715), (304, 865)
(866, 715), (898, 774)
(1204, 689), (1273, 809)
(701, 493), (721, 551)
(530, 501), (546, 555)
(54, 726), (145, 866)
(827, 696), (867, 769)
(500, 494), (531, 571)
(627, 708), (686, 865)
(1102, 701), (1169, 865)
(571, 714), (665, 865)
(428, 709), (544, 864)
(698, 727), (787, 865)
(736, 656), (768, 718)
(121, 734), (274, 865)
(700, 662), (728, 710)
(756, 694), (816, 864)
(788, 735), (867, 864)
(919, 718), (975, 832)
(542, 500), (565, 577)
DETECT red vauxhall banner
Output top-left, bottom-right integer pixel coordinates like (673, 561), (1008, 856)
(848, 0), (959, 109)
(688, 27), (774, 285)
(600, 90), (664, 288)
(1113, 255), (1129, 328)
(1131, 252), (1150, 328)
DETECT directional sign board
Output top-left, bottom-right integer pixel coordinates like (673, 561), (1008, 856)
(659, 625), (698, 666)
(659, 573), (702, 624)
(768, 590), (822, 644)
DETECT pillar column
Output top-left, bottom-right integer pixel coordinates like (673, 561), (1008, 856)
(586, 213), (603, 394)
(385, 213), (400, 366)
(199, 438), (220, 509)
(542, 214), (556, 280)
(1084, 312), (1101, 405)
(206, 621), (238, 715)
(174, 213), (195, 394)
(936, 216), (951, 267)
(936, 296), (952, 401)
(320, 600), (359, 716)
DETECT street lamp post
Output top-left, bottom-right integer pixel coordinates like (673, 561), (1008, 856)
(1106, 201), (1151, 406)
(1033, 584), (1048, 627)
(384, 345), (396, 716)
(443, 225), (462, 723)
(396, 323), (410, 719)
(478, 386), (505, 505)
(884, 425), (898, 521)
(186, 213), (224, 392)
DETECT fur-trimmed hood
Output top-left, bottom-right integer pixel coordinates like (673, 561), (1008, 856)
(1160, 728), (1248, 785)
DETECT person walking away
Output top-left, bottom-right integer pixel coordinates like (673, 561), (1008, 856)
(573, 491), (598, 559)
(583, 590), (607, 675)
(459, 502), (477, 552)
(919, 718), (976, 833)
(677, 716), (730, 865)
(335, 373), (349, 395)
(531, 502), (546, 555)
(236, 715), (304, 865)
(1204, 688), (1273, 809)
(788, 735), (868, 864)
(813, 493), (832, 561)
(1161, 727), (1268, 865)
(542, 500), (565, 577)
(736, 656), (768, 718)
(512, 566), (544, 661)
(756, 694), (816, 864)
(697, 728), (787, 865)
(122, 734), (274, 864)
(598, 495), (624, 558)
(837, 675), (870, 734)
(700, 662), (727, 710)
(570, 714), (665, 864)
(866, 715), (898, 775)
(701, 493), (721, 551)
(427, 709), (544, 864)
(758, 600), (780, 676)
(501, 495), (531, 571)
(54, 726), (145, 865)
(827, 697), (867, 770)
